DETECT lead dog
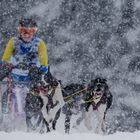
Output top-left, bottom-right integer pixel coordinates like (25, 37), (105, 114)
(83, 77), (113, 134)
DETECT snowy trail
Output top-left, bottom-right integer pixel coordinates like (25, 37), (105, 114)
(0, 131), (140, 140)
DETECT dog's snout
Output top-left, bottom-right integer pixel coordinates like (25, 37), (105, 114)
(94, 83), (102, 91)
(96, 88), (101, 92)
(97, 84), (101, 88)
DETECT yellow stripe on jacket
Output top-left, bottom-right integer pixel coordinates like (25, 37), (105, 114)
(2, 37), (14, 62)
(38, 39), (48, 66)
(2, 37), (48, 66)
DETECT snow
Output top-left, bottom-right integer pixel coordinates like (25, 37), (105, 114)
(0, 131), (140, 140)
(113, 0), (122, 10)
(135, 0), (140, 9)
(126, 27), (140, 43)
(28, 0), (63, 21)
(1, 0), (140, 135)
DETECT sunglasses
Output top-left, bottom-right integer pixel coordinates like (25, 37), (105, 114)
(18, 27), (37, 34)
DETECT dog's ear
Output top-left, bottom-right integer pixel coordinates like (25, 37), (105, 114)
(52, 80), (59, 87)
(102, 78), (107, 83)
(58, 80), (62, 85)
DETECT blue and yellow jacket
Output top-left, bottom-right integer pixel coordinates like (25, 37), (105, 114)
(1, 36), (48, 82)
(2, 37), (48, 66)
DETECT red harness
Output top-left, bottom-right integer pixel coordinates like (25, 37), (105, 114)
(33, 86), (49, 96)
(33, 85), (58, 112)
(92, 95), (107, 110)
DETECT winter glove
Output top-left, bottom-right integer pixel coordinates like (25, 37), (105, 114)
(39, 65), (48, 73)
(0, 60), (6, 66)
(0, 61), (13, 81)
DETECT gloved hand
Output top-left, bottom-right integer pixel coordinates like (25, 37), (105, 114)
(0, 60), (13, 67)
(0, 60), (5, 66)
(0, 61), (13, 81)
(39, 65), (48, 73)
(0, 60), (13, 68)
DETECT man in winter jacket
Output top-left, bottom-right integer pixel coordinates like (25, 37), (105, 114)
(0, 18), (48, 115)
(1, 18), (48, 82)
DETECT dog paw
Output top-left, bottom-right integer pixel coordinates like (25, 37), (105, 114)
(95, 127), (104, 135)
(40, 129), (45, 134)
(72, 124), (77, 129)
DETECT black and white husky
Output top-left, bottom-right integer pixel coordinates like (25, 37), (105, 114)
(62, 83), (86, 133)
(83, 77), (113, 134)
(25, 68), (64, 132)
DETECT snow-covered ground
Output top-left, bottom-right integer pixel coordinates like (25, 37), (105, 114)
(0, 131), (140, 140)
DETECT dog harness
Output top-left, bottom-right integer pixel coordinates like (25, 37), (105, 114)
(31, 82), (58, 110)
(85, 92), (107, 111)
(91, 95), (107, 110)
